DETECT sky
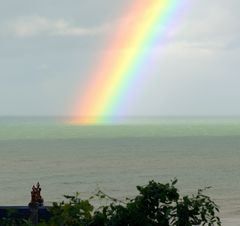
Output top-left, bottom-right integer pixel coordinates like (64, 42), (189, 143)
(0, 0), (240, 117)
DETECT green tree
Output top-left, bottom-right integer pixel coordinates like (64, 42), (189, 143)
(0, 180), (221, 226)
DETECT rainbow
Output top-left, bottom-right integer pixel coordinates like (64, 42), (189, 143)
(71, 0), (185, 124)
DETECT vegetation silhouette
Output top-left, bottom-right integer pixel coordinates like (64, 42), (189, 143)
(0, 179), (221, 226)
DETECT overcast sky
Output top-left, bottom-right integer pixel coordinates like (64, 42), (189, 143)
(1, 0), (239, 117)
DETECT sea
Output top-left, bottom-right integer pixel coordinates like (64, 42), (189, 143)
(0, 117), (240, 225)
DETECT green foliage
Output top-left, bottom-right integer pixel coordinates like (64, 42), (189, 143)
(46, 193), (94, 226)
(174, 188), (221, 226)
(93, 180), (179, 226)
(0, 180), (221, 226)
(0, 208), (28, 226)
(89, 179), (221, 226)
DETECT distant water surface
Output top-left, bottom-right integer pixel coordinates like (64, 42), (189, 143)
(0, 117), (240, 222)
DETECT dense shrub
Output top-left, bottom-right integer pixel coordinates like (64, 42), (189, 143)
(1, 180), (221, 226)
(0, 208), (28, 226)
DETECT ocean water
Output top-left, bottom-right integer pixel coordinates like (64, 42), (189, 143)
(0, 117), (240, 224)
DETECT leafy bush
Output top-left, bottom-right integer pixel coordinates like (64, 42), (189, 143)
(0, 180), (221, 226)
(43, 179), (221, 226)
(45, 193), (94, 226)
(0, 208), (26, 226)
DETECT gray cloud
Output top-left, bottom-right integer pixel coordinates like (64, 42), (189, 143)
(168, 0), (240, 53)
(3, 16), (111, 38)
